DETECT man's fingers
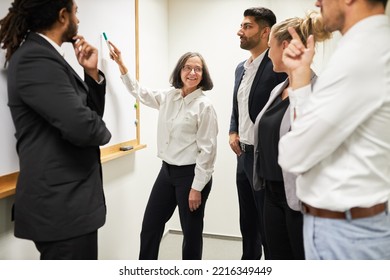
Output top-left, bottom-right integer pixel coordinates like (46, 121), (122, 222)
(306, 34), (315, 50)
(287, 43), (303, 57)
(287, 26), (307, 54)
(287, 26), (300, 41)
(288, 27), (315, 52)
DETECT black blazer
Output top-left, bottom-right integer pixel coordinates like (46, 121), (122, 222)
(7, 32), (112, 242)
(229, 50), (287, 134)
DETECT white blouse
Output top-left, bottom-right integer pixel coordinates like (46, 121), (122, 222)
(121, 73), (218, 191)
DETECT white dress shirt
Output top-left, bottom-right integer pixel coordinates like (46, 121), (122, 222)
(278, 15), (390, 211)
(237, 51), (266, 145)
(121, 73), (218, 191)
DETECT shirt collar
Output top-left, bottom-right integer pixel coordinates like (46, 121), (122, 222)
(173, 88), (203, 104)
(244, 48), (267, 70)
(37, 33), (65, 57)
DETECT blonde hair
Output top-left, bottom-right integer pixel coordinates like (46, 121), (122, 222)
(272, 11), (332, 46)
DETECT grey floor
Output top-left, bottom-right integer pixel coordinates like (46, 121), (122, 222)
(158, 230), (242, 260)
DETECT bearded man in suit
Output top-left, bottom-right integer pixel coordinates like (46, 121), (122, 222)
(0, 0), (111, 259)
(229, 7), (286, 260)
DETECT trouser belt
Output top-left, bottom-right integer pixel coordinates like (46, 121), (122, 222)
(239, 143), (253, 153)
(301, 202), (387, 220)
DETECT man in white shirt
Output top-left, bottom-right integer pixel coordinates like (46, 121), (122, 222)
(279, 0), (390, 259)
(229, 7), (286, 260)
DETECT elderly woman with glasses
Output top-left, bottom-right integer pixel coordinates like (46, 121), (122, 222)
(109, 42), (218, 260)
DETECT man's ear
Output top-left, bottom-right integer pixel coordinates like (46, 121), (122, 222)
(261, 26), (271, 39)
(58, 7), (69, 24)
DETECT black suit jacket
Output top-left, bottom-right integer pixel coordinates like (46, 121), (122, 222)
(229, 50), (287, 134)
(7, 32), (112, 242)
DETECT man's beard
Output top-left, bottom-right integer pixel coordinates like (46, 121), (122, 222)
(63, 21), (78, 43)
(240, 39), (258, 50)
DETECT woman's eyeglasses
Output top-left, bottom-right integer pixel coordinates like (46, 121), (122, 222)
(182, 65), (202, 73)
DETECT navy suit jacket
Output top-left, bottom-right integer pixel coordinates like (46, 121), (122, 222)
(7, 32), (112, 242)
(229, 50), (287, 134)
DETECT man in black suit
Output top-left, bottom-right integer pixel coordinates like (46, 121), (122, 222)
(229, 7), (286, 260)
(0, 0), (111, 259)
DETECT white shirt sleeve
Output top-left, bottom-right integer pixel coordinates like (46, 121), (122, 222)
(192, 105), (218, 191)
(278, 64), (385, 174)
(287, 85), (311, 128)
(120, 72), (166, 109)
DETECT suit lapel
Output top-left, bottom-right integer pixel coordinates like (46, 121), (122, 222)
(28, 33), (89, 93)
(234, 64), (245, 95)
(248, 49), (270, 105)
(258, 78), (288, 121)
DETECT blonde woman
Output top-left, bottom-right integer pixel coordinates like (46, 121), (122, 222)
(253, 11), (331, 259)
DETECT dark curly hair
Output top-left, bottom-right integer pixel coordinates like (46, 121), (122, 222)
(0, 0), (73, 64)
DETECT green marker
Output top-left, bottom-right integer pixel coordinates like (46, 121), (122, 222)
(102, 32), (111, 51)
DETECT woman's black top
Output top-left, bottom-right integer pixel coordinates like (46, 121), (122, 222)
(257, 95), (289, 181)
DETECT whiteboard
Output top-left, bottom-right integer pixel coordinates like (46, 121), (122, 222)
(0, 0), (137, 176)
(0, 49), (18, 176)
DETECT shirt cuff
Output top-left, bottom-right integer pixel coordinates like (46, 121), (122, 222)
(120, 72), (135, 86)
(191, 177), (206, 192)
(288, 84), (311, 122)
(288, 84), (311, 99)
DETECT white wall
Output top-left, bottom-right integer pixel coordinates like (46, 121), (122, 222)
(98, 0), (169, 260)
(1, 0), (389, 260)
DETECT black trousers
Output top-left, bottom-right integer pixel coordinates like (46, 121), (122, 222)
(139, 161), (212, 260)
(34, 230), (98, 260)
(236, 150), (268, 260)
(264, 180), (304, 260)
